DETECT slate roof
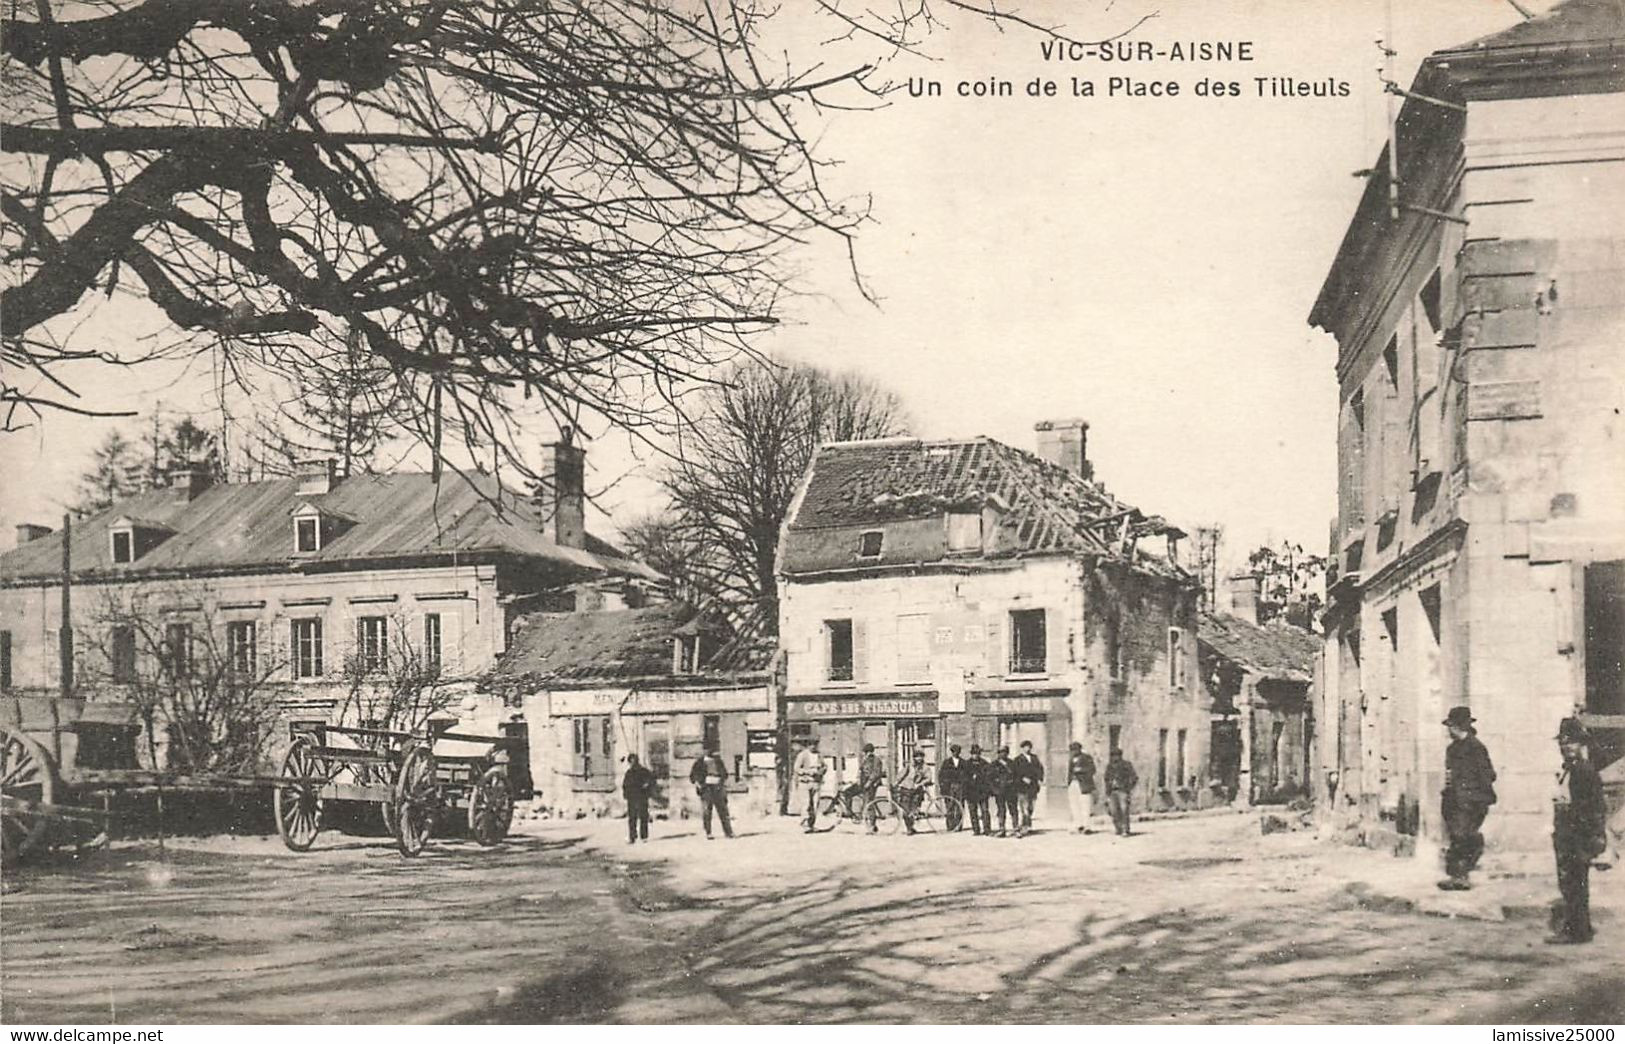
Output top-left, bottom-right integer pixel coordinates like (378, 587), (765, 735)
(784, 437), (1186, 576)
(1198, 612), (1319, 684)
(0, 472), (656, 584)
(488, 602), (775, 689)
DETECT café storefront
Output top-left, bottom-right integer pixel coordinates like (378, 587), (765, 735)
(785, 688), (1074, 815)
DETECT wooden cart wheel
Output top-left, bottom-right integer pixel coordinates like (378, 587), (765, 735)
(469, 767), (515, 847)
(393, 744), (437, 857)
(274, 737), (326, 852)
(1, 723), (58, 868)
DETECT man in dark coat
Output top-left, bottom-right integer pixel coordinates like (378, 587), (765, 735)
(1067, 741), (1097, 834)
(1012, 740), (1045, 837)
(841, 742), (888, 833)
(938, 743), (967, 831)
(622, 753), (657, 844)
(1550, 717), (1606, 944)
(989, 746), (1018, 837)
(1104, 748), (1138, 836)
(1439, 706), (1497, 890)
(964, 744), (992, 836)
(689, 746), (735, 840)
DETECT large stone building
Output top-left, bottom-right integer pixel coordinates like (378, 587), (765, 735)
(1309, 0), (1625, 854)
(776, 421), (1209, 821)
(0, 447), (655, 764)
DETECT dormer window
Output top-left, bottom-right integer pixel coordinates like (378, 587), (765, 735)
(296, 515), (321, 553)
(674, 635), (701, 675)
(111, 528), (134, 564)
(946, 512), (982, 552)
(857, 530), (884, 559)
(107, 516), (171, 564)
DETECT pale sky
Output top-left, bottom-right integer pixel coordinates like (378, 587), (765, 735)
(0, 0), (1548, 575)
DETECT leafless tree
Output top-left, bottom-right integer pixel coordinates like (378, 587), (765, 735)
(335, 613), (451, 735)
(2, 0), (1148, 488)
(631, 360), (908, 623)
(87, 587), (287, 775)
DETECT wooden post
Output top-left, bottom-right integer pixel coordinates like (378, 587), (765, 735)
(60, 512), (73, 697)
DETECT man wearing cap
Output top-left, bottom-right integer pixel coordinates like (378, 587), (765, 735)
(964, 744), (992, 836)
(988, 746), (1018, 837)
(848, 742), (887, 833)
(1012, 740), (1045, 837)
(938, 743), (967, 831)
(1104, 748), (1138, 836)
(1550, 717), (1605, 944)
(894, 750), (932, 835)
(689, 745), (735, 840)
(793, 737), (826, 833)
(1067, 741), (1097, 834)
(622, 753), (657, 845)
(1439, 706), (1497, 890)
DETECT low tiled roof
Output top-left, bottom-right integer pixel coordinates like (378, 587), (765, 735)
(1198, 612), (1318, 684)
(489, 602), (774, 688)
(783, 437), (1186, 577)
(0, 472), (656, 584)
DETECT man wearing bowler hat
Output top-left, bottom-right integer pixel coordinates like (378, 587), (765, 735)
(1439, 706), (1497, 890)
(1549, 716), (1605, 944)
(964, 744), (992, 836)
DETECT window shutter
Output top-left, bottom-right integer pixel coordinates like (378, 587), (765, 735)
(984, 613), (1004, 678)
(1045, 609), (1063, 675)
(851, 619), (869, 683)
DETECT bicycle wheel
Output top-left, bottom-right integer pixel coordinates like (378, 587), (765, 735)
(811, 795), (842, 833)
(866, 797), (904, 835)
(913, 797), (947, 834)
(940, 795), (965, 832)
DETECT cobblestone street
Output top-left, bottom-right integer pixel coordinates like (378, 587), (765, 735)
(2, 810), (1621, 1024)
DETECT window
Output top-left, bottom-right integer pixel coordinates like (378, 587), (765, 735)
(295, 516), (321, 553)
(571, 715), (614, 787)
(702, 714), (721, 754)
(825, 619), (854, 682)
(0, 630), (10, 690)
(675, 635), (700, 674)
(857, 530), (884, 559)
(423, 613), (443, 674)
(226, 621), (257, 678)
(1168, 627), (1186, 687)
(1108, 724), (1122, 755)
(163, 622), (193, 679)
(356, 616), (387, 672)
(1584, 561), (1624, 715)
(1009, 608), (1046, 675)
(111, 625), (137, 683)
(1176, 729), (1188, 790)
(111, 529), (133, 564)
(947, 512), (982, 552)
(1157, 728), (1170, 788)
(292, 618), (324, 678)
(896, 613), (930, 684)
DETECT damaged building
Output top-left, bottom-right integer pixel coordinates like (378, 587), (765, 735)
(776, 420), (1210, 820)
(1309, 0), (1625, 854)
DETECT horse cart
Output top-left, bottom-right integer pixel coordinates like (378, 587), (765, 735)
(273, 719), (529, 857)
(2, 695), (144, 867)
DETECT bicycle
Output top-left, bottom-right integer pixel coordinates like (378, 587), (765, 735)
(874, 783), (966, 835)
(808, 785), (905, 834)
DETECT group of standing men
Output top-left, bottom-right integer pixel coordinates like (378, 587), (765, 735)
(793, 737), (1144, 837)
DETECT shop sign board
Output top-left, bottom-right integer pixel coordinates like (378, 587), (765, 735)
(787, 695), (939, 720)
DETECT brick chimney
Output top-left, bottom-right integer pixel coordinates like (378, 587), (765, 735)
(1034, 418), (1092, 480)
(536, 430), (586, 549)
(167, 462), (216, 501)
(1227, 573), (1261, 625)
(15, 523), (53, 547)
(295, 459), (335, 496)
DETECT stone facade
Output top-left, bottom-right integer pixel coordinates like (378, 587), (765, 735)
(1309, 2), (1625, 855)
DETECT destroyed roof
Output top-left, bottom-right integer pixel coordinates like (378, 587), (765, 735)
(488, 601), (775, 688)
(1443, 0), (1625, 55)
(783, 437), (1188, 578)
(0, 472), (657, 584)
(1198, 612), (1319, 684)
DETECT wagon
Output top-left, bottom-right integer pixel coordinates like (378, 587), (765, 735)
(1, 695), (144, 867)
(272, 720), (530, 857)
